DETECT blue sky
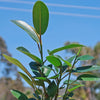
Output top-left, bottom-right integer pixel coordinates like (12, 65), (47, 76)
(1, 0), (100, 86)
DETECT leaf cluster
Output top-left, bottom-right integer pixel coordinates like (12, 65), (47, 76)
(3, 1), (100, 100)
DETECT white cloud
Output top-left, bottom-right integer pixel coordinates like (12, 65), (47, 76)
(1, 6), (100, 18)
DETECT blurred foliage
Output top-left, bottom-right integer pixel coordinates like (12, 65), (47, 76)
(0, 36), (24, 100)
(65, 41), (100, 100)
(1, 37), (100, 100)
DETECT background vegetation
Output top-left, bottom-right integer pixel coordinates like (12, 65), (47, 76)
(1, 36), (100, 100)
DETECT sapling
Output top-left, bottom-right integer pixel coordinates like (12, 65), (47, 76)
(3, 1), (100, 100)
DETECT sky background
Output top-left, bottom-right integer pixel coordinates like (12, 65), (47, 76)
(1, 0), (100, 86)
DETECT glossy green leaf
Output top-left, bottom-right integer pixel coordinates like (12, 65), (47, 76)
(49, 44), (84, 55)
(47, 81), (57, 97)
(29, 62), (41, 77)
(41, 66), (51, 77)
(49, 74), (59, 79)
(10, 89), (28, 100)
(77, 55), (94, 61)
(46, 55), (62, 67)
(18, 72), (32, 86)
(11, 20), (39, 43)
(33, 1), (49, 35)
(68, 85), (84, 92)
(3, 54), (26, 73)
(77, 74), (100, 81)
(73, 65), (100, 73)
(17, 47), (42, 64)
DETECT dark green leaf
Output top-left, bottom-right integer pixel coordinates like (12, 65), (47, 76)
(33, 1), (49, 35)
(33, 93), (41, 100)
(68, 85), (84, 92)
(29, 62), (41, 77)
(18, 72), (32, 86)
(77, 55), (94, 61)
(47, 81), (57, 97)
(29, 98), (36, 100)
(62, 63), (68, 73)
(46, 55), (62, 67)
(11, 20), (39, 43)
(68, 92), (74, 97)
(77, 74), (100, 81)
(74, 65), (100, 73)
(11, 89), (28, 100)
(49, 44), (84, 55)
(17, 47), (42, 64)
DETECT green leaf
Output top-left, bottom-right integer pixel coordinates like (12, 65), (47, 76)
(11, 20), (39, 43)
(35, 77), (47, 80)
(41, 66), (51, 77)
(17, 47), (42, 64)
(68, 85), (84, 92)
(33, 1), (49, 35)
(55, 55), (72, 67)
(46, 55), (62, 67)
(76, 47), (82, 56)
(47, 81), (57, 97)
(10, 89), (28, 100)
(73, 65), (100, 73)
(77, 55), (94, 61)
(29, 62), (41, 77)
(49, 74), (59, 79)
(18, 72), (32, 86)
(49, 44), (84, 55)
(3, 54), (26, 73)
(77, 74), (100, 81)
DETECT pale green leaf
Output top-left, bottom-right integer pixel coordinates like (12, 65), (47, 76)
(11, 20), (39, 43)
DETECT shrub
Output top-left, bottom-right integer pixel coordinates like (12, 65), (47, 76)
(3, 1), (100, 100)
